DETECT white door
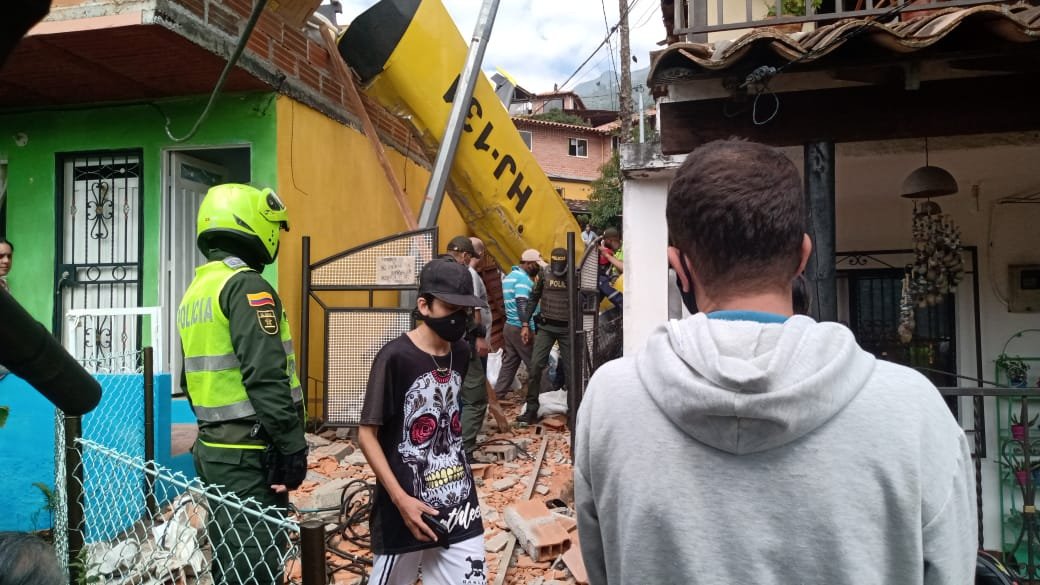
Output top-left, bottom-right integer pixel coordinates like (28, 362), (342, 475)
(163, 153), (227, 387)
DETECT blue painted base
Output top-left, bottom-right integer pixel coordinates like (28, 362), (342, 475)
(0, 373), (192, 532)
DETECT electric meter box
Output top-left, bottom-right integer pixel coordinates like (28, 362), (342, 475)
(1008, 265), (1040, 313)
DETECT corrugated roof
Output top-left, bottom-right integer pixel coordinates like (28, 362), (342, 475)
(649, 3), (1040, 83)
(513, 116), (613, 134)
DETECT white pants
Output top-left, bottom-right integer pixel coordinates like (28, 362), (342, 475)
(369, 534), (486, 585)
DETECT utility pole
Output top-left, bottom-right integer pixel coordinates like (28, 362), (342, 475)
(618, 0), (634, 142)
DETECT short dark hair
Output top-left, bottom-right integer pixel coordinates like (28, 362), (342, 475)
(0, 238), (12, 252)
(667, 139), (805, 297)
(0, 532), (63, 585)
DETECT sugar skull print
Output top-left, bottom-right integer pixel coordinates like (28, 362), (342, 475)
(397, 368), (472, 507)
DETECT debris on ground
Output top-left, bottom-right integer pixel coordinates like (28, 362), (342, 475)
(293, 392), (584, 584)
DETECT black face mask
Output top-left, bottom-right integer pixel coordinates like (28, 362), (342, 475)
(674, 255), (698, 314)
(424, 309), (468, 342)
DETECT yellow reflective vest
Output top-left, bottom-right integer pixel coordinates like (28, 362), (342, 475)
(178, 259), (302, 441)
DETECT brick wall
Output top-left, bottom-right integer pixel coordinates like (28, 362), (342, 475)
(515, 120), (613, 182)
(155, 0), (427, 163)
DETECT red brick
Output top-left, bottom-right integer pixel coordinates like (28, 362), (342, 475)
(271, 46), (298, 76)
(282, 28), (309, 56)
(562, 533), (588, 585)
(206, 2), (240, 34)
(246, 28), (273, 60)
(320, 76), (342, 103)
(223, 0), (252, 17)
(297, 62), (321, 91)
(504, 499), (572, 562)
(178, 0), (205, 19)
(306, 39), (330, 70)
(513, 120), (613, 183)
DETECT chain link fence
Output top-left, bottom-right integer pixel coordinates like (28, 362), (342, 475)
(63, 438), (303, 585)
(51, 347), (328, 584)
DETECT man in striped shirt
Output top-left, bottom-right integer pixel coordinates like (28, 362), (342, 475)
(492, 249), (545, 400)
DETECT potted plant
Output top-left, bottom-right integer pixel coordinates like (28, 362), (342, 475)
(763, 0), (823, 33)
(998, 355), (1031, 389)
(1010, 411), (1039, 441)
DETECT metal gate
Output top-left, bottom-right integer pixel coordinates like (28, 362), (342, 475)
(300, 228), (438, 426)
(55, 151), (144, 367)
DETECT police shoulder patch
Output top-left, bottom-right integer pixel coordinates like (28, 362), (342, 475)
(256, 308), (279, 335)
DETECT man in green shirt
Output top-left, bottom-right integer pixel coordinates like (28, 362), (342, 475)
(178, 183), (306, 585)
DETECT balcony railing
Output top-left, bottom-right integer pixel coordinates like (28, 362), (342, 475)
(673, 0), (1013, 38)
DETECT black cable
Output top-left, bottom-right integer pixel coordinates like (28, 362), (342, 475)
(159, 0), (269, 142)
(736, 0), (919, 125)
(557, 0), (649, 90)
(477, 438), (534, 460)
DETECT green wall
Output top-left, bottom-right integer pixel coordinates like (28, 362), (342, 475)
(0, 93), (278, 325)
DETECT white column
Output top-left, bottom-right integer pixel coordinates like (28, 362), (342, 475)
(621, 177), (671, 355)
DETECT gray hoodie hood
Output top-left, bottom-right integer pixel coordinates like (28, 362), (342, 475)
(637, 313), (876, 454)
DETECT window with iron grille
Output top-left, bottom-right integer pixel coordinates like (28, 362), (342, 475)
(845, 268), (958, 415)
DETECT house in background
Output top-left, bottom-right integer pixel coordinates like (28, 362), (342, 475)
(0, 0), (468, 531)
(512, 117), (614, 218)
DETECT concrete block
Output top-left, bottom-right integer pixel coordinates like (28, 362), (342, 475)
(306, 433), (331, 448)
(484, 443), (518, 462)
(343, 451), (369, 467)
(492, 477), (518, 491)
(505, 500), (572, 562)
(310, 443), (354, 463)
(504, 461), (521, 470)
(335, 427), (354, 440)
(535, 485), (550, 496)
(310, 478), (353, 511)
(485, 531), (511, 553)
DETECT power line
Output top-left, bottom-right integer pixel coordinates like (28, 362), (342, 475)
(556, 0), (648, 91)
(633, 1), (660, 29)
(600, 0), (622, 109)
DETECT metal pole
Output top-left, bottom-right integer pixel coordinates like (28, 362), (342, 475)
(300, 236), (311, 423)
(566, 232), (580, 453)
(417, 0), (501, 228)
(804, 141), (837, 322)
(970, 246), (985, 547)
(143, 347), (157, 517)
(300, 519), (326, 585)
(65, 415), (84, 583)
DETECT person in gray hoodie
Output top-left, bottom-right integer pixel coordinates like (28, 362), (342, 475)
(574, 139), (976, 585)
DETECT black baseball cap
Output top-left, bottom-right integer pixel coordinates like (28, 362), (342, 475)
(446, 235), (477, 256)
(419, 259), (488, 308)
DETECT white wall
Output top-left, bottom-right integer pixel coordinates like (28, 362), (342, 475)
(622, 177), (672, 354)
(622, 133), (1040, 547)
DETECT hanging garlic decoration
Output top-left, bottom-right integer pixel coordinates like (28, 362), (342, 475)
(898, 271), (916, 344)
(909, 200), (964, 309)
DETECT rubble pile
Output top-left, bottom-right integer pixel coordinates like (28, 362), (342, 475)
(293, 398), (586, 585)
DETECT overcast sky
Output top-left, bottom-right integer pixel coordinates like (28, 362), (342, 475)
(336, 0), (666, 94)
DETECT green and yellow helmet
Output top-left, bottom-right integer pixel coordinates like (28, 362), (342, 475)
(196, 183), (289, 265)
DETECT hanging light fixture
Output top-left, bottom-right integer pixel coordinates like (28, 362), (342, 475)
(900, 137), (959, 199)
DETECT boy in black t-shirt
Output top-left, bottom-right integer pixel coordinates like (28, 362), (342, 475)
(359, 259), (489, 585)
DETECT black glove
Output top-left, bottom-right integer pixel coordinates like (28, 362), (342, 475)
(265, 446), (309, 490)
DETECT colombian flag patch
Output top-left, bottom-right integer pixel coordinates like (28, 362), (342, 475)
(246, 292), (275, 307)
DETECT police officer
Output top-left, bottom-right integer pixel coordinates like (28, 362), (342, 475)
(177, 183), (307, 585)
(517, 247), (572, 425)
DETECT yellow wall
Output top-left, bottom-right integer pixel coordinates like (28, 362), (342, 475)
(275, 96), (468, 416)
(552, 179), (593, 201)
